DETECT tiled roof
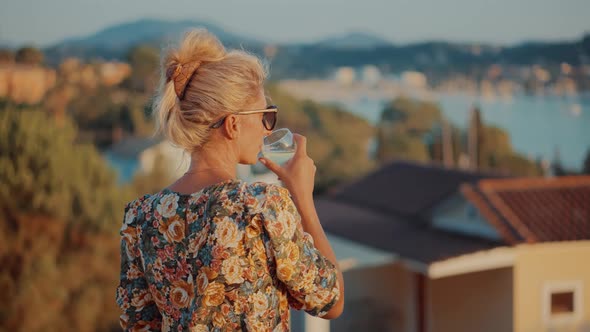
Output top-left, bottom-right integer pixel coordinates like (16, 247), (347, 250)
(317, 198), (499, 264)
(333, 160), (503, 220)
(315, 161), (506, 264)
(462, 176), (590, 243)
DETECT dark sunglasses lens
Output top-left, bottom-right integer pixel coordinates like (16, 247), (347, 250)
(263, 112), (277, 130)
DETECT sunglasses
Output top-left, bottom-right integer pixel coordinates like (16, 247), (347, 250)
(210, 105), (278, 131)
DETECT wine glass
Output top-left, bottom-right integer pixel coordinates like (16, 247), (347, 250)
(262, 128), (296, 165)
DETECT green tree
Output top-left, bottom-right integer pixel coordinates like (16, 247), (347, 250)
(380, 96), (441, 135)
(475, 125), (541, 176)
(0, 48), (14, 64)
(376, 96), (442, 164)
(125, 45), (159, 92)
(479, 125), (513, 162)
(125, 95), (155, 137)
(68, 87), (122, 147)
(0, 107), (130, 330)
(15, 46), (44, 65)
(467, 105), (485, 168)
(0, 107), (130, 231)
(376, 96), (540, 176)
(377, 125), (429, 162)
(583, 148), (590, 175)
(494, 154), (542, 176)
(67, 87), (154, 147)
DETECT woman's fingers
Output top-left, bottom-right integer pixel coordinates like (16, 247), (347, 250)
(259, 157), (284, 178)
(293, 134), (307, 157)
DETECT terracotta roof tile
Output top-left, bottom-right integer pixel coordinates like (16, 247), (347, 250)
(460, 184), (523, 244)
(464, 176), (590, 243)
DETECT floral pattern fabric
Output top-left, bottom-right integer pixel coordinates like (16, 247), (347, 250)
(116, 179), (340, 331)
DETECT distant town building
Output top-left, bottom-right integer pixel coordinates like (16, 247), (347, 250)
(470, 44), (482, 56)
(58, 58), (131, 89)
(401, 71), (428, 89)
(99, 61), (132, 87)
(553, 77), (578, 97)
(264, 45), (278, 58)
(334, 66), (356, 86)
(487, 65), (503, 80)
(0, 64), (56, 104)
(361, 65), (381, 87)
(139, 140), (189, 180)
(532, 65), (551, 83)
(561, 62), (572, 76)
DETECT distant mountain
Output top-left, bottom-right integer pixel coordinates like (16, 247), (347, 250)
(44, 18), (264, 64)
(312, 31), (393, 49)
(0, 40), (19, 50)
(39, 18), (590, 81)
(270, 33), (590, 79)
(501, 38), (588, 65)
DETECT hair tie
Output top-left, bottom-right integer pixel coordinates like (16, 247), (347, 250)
(166, 60), (201, 99)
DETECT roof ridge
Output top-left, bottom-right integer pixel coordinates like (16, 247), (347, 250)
(460, 184), (523, 245)
(479, 175), (590, 191)
(381, 160), (505, 177)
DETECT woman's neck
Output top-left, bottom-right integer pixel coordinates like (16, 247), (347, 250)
(166, 146), (238, 194)
(186, 145), (237, 178)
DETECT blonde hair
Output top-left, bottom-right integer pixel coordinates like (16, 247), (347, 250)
(153, 28), (268, 152)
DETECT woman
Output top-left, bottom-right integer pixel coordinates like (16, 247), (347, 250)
(116, 28), (344, 331)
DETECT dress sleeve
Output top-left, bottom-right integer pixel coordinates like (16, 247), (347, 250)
(254, 183), (340, 317)
(116, 201), (162, 331)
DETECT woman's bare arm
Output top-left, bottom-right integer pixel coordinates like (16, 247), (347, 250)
(260, 134), (344, 319)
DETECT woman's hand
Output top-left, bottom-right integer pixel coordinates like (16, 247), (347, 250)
(259, 134), (316, 205)
(259, 134), (345, 319)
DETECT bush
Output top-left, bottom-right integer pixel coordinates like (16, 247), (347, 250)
(0, 107), (131, 231)
(0, 107), (129, 330)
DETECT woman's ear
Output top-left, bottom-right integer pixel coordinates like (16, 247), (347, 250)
(223, 114), (240, 140)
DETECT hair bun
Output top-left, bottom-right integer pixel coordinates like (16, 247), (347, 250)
(166, 60), (201, 99)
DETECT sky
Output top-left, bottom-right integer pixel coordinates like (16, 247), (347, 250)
(1, 0), (589, 47)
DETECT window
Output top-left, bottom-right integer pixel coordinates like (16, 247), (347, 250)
(543, 281), (583, 326)
(551, 291), (574, 314)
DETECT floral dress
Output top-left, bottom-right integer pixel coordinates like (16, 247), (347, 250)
(116, 179), (340, 331)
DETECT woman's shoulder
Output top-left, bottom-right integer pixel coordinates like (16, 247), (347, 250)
(124, 193), (151, 212)
(244, 181), (290, 198)
(243, 182), (295, 214)
(122, 193), (158, 225)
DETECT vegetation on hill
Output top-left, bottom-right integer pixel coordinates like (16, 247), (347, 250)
(0, 107), (131, 331)
(375, 96), (543, 176)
